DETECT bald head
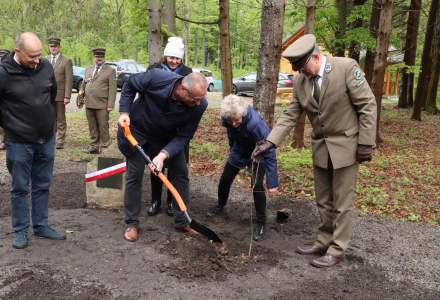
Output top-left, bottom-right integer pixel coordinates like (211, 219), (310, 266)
(15, 32), (42, 69)
(175, 72), (207, 107)
(182, 72), (208, 95)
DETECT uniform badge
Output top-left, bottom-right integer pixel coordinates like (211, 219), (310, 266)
(353, 67), (365, 87)
(353, 68), (363, 80)
(324, 63), (332, 73)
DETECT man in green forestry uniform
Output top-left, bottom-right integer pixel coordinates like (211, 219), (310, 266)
(47, 37), (73, 149)
(252, 34), (377, 268)
(82, 48), (117, 154)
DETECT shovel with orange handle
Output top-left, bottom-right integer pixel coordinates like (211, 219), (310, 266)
(121, 125), (222, 244)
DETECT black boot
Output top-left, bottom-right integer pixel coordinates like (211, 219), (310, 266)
(207, 205), (225, 217)
(166, 201), (174, 217)
(147, 200), (161, 216)
(253, 223), (265, 241)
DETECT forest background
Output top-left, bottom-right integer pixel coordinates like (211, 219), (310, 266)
(0, 0), (438, 225)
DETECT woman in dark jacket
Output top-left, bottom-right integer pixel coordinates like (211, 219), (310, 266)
(147, 37), (192, 217)
(207, 95), (279, 241)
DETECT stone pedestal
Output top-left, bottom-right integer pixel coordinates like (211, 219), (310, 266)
(86, 143), (125, 209)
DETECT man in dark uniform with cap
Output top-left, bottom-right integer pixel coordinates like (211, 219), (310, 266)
(47, 37), (73, 149)
(82, 47), (117, 154)
(0, 48), (10, 150)
(252, 34), (377, 268)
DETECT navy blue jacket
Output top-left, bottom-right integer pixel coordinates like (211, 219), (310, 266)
(118, 69), (207, 158)
(224, 106), (278, 189)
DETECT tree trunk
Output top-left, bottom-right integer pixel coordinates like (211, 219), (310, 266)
(182, 2), (190, 65)
(334, 0), (349, 57)
(202, 0), (207, 66)
(412, 0), (439, 120)
(253, 0), (285, 128)
(348, 0), (367, 62)
(425, 2), (440, 114)
(305, 0), (316, 34)
(291, 0), (316, 149)
(161, 0), (176, 35)
(193, 28), (199, 66)
(148, 0), (162, 65)
(219, 0), (233, 96)
(399, 0), (421, 108)
(365, 0), (381, 85)
(371, 0), (394, 144)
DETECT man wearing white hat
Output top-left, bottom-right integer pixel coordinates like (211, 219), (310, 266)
(252, 34), (377, 268)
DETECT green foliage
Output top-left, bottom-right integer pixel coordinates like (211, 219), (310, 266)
(357, 186), (389, 210)
(278, 147), (313, 170)
(189, 141), (223, 163)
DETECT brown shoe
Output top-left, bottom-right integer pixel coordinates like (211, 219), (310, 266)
(56, 144), (64, 149)
(311, 254), (344, 268)
(175, 226), (198, 235)
(296, 245), (327, 255)
(123, 226), (138, 242)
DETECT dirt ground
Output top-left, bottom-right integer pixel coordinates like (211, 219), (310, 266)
(0, 159), (439, 299)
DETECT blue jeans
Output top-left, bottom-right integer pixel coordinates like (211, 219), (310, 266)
(5, 135), (55, 233)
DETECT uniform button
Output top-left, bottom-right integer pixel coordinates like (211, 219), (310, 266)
(321, 124), (324, 127)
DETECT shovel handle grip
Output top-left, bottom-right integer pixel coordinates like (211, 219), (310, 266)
(121, 125), (138, 147)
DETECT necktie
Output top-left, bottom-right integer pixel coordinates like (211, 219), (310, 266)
(51, 56), (56, 66)
(312, 75), (321, 103)
(93, 65), (101, 79)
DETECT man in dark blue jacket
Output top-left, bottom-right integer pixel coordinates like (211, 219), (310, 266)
(117, 69), (208, 242)
(0, 32), (66, 249)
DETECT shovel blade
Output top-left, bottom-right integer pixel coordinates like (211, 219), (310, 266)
(190, 219), (222, 243)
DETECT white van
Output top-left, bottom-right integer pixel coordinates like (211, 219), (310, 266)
(193, 68), (214, 92)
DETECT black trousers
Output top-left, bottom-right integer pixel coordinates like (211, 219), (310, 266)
(150, 142), (190, 206)
(218, 161), (266, 224)
(124, 146), (189, 228)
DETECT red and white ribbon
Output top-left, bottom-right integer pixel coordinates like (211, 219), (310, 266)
(84, 162), (127, 182)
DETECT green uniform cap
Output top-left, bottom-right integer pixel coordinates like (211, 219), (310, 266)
(282, 34), (316, 71)
(92, 48), (106, 57)
(47, 37), (61, 45)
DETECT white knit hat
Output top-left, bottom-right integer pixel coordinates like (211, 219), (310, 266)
(163, 37), (185, 59)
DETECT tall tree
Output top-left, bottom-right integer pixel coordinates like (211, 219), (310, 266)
(254, 0), (285, 128)
(334, 0), (349, 56)
(291, 0), (316, 149)
(399, 0), (421, 108)
(305, 0), (316, 34)
(148, 0), (162, 65)
(219, 0), (233, 96)
(412, 0), (440, 120)
(162, 0), (176, 35)
(425, 2), (440, 114)
(365, 0), (381, 85)
(370, 0), (394, 143)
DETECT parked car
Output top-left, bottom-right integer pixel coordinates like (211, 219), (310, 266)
(193, 68), (215, 92)
(105, 59), (146, 89)
(72, 66), (85, 93)
(232, 72), (294, 95)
